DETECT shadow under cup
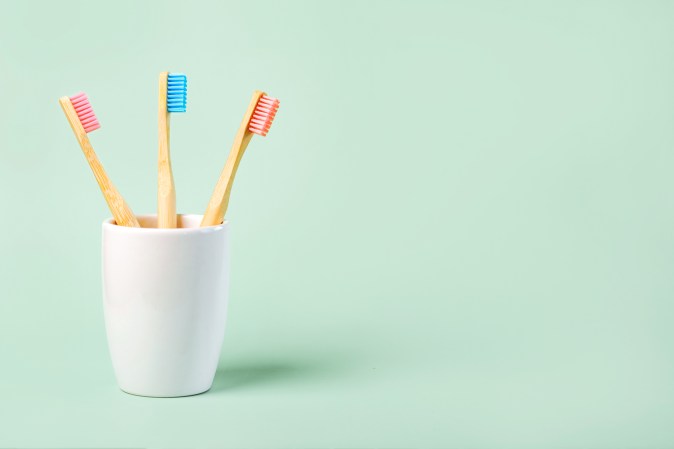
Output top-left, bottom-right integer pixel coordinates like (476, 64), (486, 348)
(102, 214), (229, 397)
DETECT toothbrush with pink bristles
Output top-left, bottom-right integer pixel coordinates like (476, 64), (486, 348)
(201, 90), (280, 227)
(59, 92), (140, 227)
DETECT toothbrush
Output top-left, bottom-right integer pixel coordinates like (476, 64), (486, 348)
(59, 92), (141, 228)
(201, 90), (280, 227)
(157, 72), (187, 228)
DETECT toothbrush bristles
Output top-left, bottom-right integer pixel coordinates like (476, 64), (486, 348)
(167, 73), (187, 113)
(70, 92), (100, 133)
(249, 95), (280, 137)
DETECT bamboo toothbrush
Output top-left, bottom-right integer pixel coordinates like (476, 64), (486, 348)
(201, 90), (280, 227)
(157, 72), (187, 228)
(59, 92), (140, 228)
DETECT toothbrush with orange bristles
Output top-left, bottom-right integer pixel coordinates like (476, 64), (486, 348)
(59, 92), (140, 228)
(157, 72), (187, 228)
(201, 90), (280, 227)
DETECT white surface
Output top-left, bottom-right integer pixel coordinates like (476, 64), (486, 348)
(102, 214), (229, 397)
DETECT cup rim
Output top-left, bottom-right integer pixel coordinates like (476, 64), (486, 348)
(102, 214), (228, 234)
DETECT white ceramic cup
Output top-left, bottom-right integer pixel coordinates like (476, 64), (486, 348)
(102, 214), (229, 397)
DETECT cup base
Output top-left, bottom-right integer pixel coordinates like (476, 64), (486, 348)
(119, 385), (212, 398)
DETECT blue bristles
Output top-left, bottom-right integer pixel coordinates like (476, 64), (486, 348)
(167, 73), (187, 112)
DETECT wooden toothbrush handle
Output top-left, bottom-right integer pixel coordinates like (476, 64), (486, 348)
(157, 72), (177, 228)
(201, 91), (264, 227)
(201, 131), (254, 226)
(59, 97), (141, 228)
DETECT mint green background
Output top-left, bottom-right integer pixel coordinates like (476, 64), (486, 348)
(1, 1), (674, 448)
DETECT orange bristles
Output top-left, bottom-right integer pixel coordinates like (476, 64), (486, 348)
(248, 95), (280, 137)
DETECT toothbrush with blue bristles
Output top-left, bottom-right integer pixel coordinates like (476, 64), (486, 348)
(157, 72), (187, 228)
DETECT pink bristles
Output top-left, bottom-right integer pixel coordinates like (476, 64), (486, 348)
(248, 95), (280, 137)
(69, 92), (100, 133)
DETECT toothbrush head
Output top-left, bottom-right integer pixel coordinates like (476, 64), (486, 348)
(167, 73), (187, 112)
(249, 95), (280, 137)
(69, 92), (100, 133)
